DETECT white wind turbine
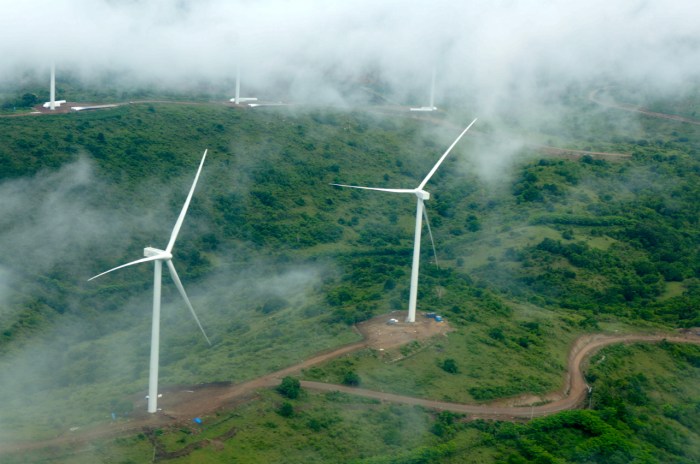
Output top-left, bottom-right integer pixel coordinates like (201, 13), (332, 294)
(332, 119), (477, 323)
(410, 67), (438, 112)
(89, 149), (211, 414)
(43, 62), (66, 110)
(230, 65), (258, 105)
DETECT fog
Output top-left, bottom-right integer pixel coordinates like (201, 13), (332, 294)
(0, 157), (335, 445)
(1, 0), (698, 113)
(1, 0), (699, 453)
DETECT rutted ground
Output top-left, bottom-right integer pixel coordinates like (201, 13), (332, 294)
(1, 311), (698, 457)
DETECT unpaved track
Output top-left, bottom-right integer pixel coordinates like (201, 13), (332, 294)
(2, 325), (699, 456)
(589, 89), (700, 126)
(303, 332), (700, 420)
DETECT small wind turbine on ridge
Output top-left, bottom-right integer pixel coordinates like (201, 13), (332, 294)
(332, 118), (477, 322)
(410, 67), (438, 112)
(230, 65), (258, 105)
(89, 149), (211, 414)
(43, 62), (66, 110)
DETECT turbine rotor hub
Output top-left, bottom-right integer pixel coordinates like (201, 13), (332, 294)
(415, 190), (430, 201)
(144, 247), (171, 260)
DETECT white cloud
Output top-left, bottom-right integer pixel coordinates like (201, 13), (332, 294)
(0, 0), (697, 110)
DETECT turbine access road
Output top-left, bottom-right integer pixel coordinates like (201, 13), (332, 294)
(1, 314), (699, 457)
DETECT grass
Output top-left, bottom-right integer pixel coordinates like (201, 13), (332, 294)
(1, 83), (700, 461)
(0, 290), (361, 443)
(7, 389), (437, 464)
(302, 305), (580, 403)
(659, 281), (687, 301)
(9, 339), (699, 463)
(456, 224), (562, 272)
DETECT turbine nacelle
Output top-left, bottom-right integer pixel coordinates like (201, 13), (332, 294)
(414, 189), (430, 201)
(144, 247), (172, 260)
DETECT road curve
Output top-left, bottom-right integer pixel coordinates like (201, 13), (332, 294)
(301, 332), (700, 420)
(1, 330), (699, 456)
(589, 89), (700, 126)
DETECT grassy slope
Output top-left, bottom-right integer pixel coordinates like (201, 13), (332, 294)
(9, 342), (700, 464)
(0, 84), (699, 460)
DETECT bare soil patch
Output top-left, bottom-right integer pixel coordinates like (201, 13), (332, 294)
(2, 321), (698, 456)
(357, 310), (452, 350)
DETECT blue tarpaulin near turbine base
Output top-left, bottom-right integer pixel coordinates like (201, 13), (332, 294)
(193, 417), (202, 424)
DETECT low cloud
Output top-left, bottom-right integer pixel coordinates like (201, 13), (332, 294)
(0, 1), (697, 115)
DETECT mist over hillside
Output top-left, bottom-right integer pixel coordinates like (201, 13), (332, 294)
(2, 1), (699, 116)
(1, 1), (700, 462)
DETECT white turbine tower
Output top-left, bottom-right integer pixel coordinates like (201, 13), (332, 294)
(332, 119), (477, 323)
(89, 149), (211, 413)
(410, 67), (438, 112)
(49, 62), (55, 111)
(230, 66), (258, 105)
(42, 63), (66, 110)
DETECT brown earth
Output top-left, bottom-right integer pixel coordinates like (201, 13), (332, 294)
(589, 88), (700, 126)
(2, 313), (699, 457)
(2, 94), (700, 454)
(303, 330), (700, 421)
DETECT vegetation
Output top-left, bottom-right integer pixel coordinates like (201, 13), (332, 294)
(277, 376), (302, 399)
(0, 79), (699, 461)
(8, 342), (700, 463)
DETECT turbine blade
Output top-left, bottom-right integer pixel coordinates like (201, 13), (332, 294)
(165, 149), (208, 253)
(423, 207), (439, 268)
(166, 260), (212, 346)
(330, 183), (415, 194)
(88, 255), (162, 281)
(417, 118), (478, 190)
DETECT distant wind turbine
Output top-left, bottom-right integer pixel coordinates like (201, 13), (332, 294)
(332, 118), (477, 322)
(89, 149), (211, 414)
(49, 63), (55, 110)
(230, 66), (258, 105)
(410, 67), (438, 112)
(42, 63), (66, 110)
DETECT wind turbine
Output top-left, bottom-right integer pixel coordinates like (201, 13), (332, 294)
(332, 119), (477, 323)
(49, 63), (55, 110)
(42, 63), (66, 110)
(410, 67), (438, 112)
(89, 149), (211, 414)
(230, 65), (258, 105)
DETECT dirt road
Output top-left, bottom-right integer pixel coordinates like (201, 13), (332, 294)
(589, 89), (700, 126)
(302, 331), (700, 420)
(2, 316), (699, 457)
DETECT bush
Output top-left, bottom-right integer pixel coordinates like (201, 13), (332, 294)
(260, 296), (289, 314)
(277, 401), (294, 417)
(342, 371), (361, 387)
(440, 358), (459, 374)
(277, 376), (301, 399)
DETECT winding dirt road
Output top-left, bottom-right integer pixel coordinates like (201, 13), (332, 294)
(2, 319), (699, 456)
(589, 88), (700, 126)
(302, 331), (700, 420)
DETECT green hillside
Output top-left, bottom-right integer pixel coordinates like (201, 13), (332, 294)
(0, 84), (699, 462)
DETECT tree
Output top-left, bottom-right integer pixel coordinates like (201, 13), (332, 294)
(277, 376), (301, 399)
(278, 401), (294, 417)
(342, 371), (361, 386)
(21, 93), (38, 108)
(440, 358), (459, 374)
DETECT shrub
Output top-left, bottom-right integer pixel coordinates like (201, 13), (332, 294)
(342, 371), (361, 387)
(277, 401), (294, 417)
(440, 358), (459, 374)
(277, 376), (301, 399)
